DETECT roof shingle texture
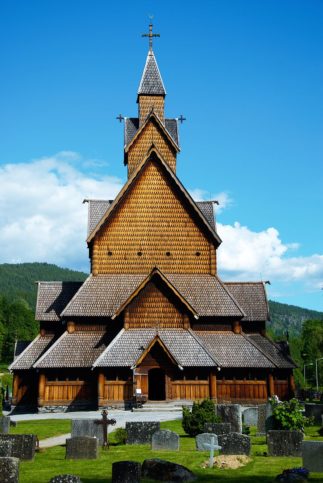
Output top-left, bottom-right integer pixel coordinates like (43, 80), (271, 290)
(34, 330), (109, 368)
(9, 334), (55, 370)
(124, 118), (179, 147)
(224, 282), (269, 321)
(94, 328), (215, 367)
(194, 331), (275, 368)
(246, 334), (296, 368)
(138, 50), (166, 95)
(36, 282), (83, 322)
(61, 273), (244, 319)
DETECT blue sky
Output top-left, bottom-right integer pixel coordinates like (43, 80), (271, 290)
(0, 1), (322, 311)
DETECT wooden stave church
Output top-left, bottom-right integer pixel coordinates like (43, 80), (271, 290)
(10, 29), (296, 410)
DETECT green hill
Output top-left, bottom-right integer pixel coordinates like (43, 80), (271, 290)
(268, 300), (323, 338)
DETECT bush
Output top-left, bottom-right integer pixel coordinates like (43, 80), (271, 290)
(270, 397), (311, 431)
(113, 427), (127, 445)
(182, 399), (220, 437)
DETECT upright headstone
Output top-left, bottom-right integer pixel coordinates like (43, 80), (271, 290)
(218, 433), (251, 455)
(0, 416), (11, 434)
(65, 437), (98, 460)
(112, 461), (141, 483)
(267, 430), (303, 456)
(216, 404), (242, 433)
(195, 433), (218, 451)
(0, 457), (19, 483)
(142, 459), (197, 482)
(72, 419), (104, 445)
(50, 476), (82, 483)
(257, 404), (266, 434)
(302, 441), (323, 472)
(151, 430), (179, 451)
(0, 434), (36, 460)
(242, 407), (258, 427)
(0, 440), (12, 457)
(265, 402), (274, 432)
(126, 422), (160, 445)
(204, 422), (231, 434)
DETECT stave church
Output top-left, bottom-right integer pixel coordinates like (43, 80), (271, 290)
(10, 24), (295, 411)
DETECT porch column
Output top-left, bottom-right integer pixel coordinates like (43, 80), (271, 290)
(209, 369), (217, 401)
(268, 373), (275, 397)
(12, 373), (20, 405)
(98, 371), (105, 407)
(288, 373), (295, 397)
(38, 373), (46, 407)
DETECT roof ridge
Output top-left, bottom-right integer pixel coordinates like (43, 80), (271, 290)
(92, 328), (125, 368)
(215, 276), (246, 318)
(188, 328), (221, 367)
(241, 332), (278, 368)
(33, 331), (68, 368)
(60, 275), (90, 317)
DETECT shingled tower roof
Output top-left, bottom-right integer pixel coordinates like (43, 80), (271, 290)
(138, 49), (166, 96)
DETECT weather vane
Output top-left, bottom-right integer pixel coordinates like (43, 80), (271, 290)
(142, 16), (160, 50)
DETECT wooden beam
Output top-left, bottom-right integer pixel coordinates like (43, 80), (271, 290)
(98, 371), (105, 406)
(12, 373), (19, 405)
(232, 320), (241, 334)
(289, 373), (296, 397)
(38, 373), (46, 407)
(209, 370), (217, 401)
(268, 373), (275, 397)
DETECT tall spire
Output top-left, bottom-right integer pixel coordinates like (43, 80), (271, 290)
(138, 22), (166, 97)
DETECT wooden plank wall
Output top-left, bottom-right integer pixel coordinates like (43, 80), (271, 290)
(44, 381), (93, 404)
(217, 379), (268, 402)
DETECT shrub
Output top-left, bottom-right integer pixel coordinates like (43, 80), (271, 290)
(182, 399), (220, 437)
(242, 423), (250, 435)
(270, 397), (311, 432)
(113, 427), (127, 445)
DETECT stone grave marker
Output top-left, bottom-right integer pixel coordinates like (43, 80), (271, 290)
(0, 439), (12, 457)
(94, 409), (116, 449)
(218, 432), (251, 455)
(204, 422), (231, 434)
(196, 433), (218, 451)
(142, 458), (197, 482)
(0, 457), (19, 483)
(267, 430), (303, 456)
(302, 441), (323, 472)
(265, 401), (274, 432)
(217, 404), (242, 433)
(126, 421), (160, 445)
(65, 436), (98, 460)
(257, 404), (266, 434)
(242, 407), (258, 427)
(50, 476), (82, 483)
(152, 429), (179, 451)
(72, 419), (104, 445)
(112, 461), (142, 483)
(0, 415), (11, 434)
(0, 434), (36, 460)
(201, 436), (222, 468)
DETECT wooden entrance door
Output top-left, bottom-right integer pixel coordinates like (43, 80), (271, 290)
(148, 368), (166, 400)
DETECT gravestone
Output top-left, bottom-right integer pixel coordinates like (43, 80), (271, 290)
(257, 404), (266, 434)
(65, 437), (98, 460)
(242, 407), (258, 427)
(72, 419), (104, 445)
(142, 458), (197, 482)
(0, 416), (11, 434)
(126, 421), (160, 445)
(200, 436), (222, 468)
(0, 440), (12, 457)
(305, 403), (323, 424)
(204, 422), (231, 434)
(152, 430), (179, 451)
(112, 461), (141, 483)
(0, 457), (19, 483)
(217, 404), (242, 433)
(195, 433), (218, 451)
(265, 401), (274, 432)
(0, 434), (36, 460)
(50, 476), (82, 483)
(267, 430), (303, 456)
(218, 432), (251, 455)
(302, 441), (323, 472)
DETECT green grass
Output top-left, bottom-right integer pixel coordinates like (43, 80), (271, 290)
(14, 420), (323, 483)
(11, 419), (70, 440)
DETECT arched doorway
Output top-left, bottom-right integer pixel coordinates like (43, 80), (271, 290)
(148, 368), (166, 400)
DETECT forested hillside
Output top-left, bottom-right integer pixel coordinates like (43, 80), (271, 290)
(268, 300), (323, 337)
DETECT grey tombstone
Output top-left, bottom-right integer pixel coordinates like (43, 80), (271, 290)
(126, 421), (160, 445)
(216, 404), (242, 433)
(142, 458), (197, 482)
(50, 476), (82, 483)
(0, 416), (11, 434)
(265, 401), (275, 432)
(242, 407), (258, 427)
(305, 403), (323, 424)
(267, 430), (303, 456)
(65, 436), (98, 460)
(0, 440), (12, 457)
(112, 461), (142, 483)
(0, 434), (36, 460)
(71, 419), (104, 445)
(152, 430), (179, 451)
(195, 433), (218, 451)
(257, 404), (266, 434)
(218, 432), (251, 455)
(0, 457), (19, 483)
(302, 441), (323, 472)
(204, 422), (231, 434)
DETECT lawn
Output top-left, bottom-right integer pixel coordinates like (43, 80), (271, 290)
(15, 419), (323, 483)
(11, 419), (70, 440)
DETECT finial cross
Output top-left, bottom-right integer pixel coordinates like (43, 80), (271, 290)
(178, 115), (186, 124)
(142, 22), (160, 50)
(116, 114), (124, 123)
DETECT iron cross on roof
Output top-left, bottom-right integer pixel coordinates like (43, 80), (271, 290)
(178, 115), (186, 124)
(95, 409), (116, 449)
(142, 22), (160, 50)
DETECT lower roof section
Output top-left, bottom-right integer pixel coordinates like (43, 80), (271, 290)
(246, 333), (296, 369)
(9, 334), (55, 370)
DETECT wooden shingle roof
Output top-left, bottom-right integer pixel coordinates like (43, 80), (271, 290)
(224, 282), (269, 321)
(36, 281), (83, 322)
(246, 334), (296, 368)
(124, 117), (179, 147)
(138, 49), (166, 96)
(9, 334), (55, 370)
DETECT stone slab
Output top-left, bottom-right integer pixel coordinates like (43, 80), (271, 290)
(0, 439), (12, 457)
(204, 422), (231, 434)
(195, 433), (219, 451)
(267, 430), (303, 456)
(0, 434), (36, 460)
(305, 403), (323, 424)
(142, 458), (197, 482)
(126, 421), (160, 445)
(0, 416), (11, 434)
(50, 476), (82, 483)
(112, 461), (141, 483)
(217, 404), (242, 433)
(71, 419), (104, 445)
(302, 441), (323, 472)
(0, 457), (19, 483)
(218, 432), (251, 455)
(152, 429), (179, 451)
(242, 407), (258, 427)
(257, 404), (266, 434)
(65, 437), (98, 460)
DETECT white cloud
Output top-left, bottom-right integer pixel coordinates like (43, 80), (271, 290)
(0, 152), (124, 271)
(190, 188), (233, 214)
